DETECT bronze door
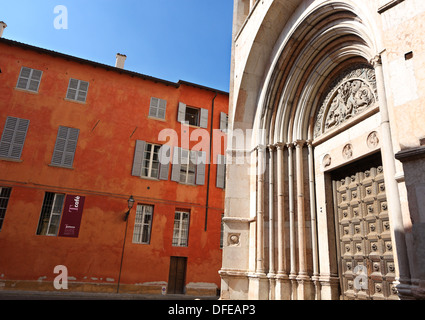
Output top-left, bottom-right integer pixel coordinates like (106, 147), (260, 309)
(332, 154), (398, 300)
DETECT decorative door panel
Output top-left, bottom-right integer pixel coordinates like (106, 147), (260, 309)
(332, 155), (398, 300)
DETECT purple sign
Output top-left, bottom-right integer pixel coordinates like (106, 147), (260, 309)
(58, 195), (85, 238)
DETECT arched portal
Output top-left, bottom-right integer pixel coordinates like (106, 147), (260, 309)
(221, 0), (412, 300)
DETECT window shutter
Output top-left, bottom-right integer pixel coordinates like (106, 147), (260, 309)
(66, 79), (79, 100)
(158, 98), (167, 120)
(16, 67), (42, 92)
(199, 108), (209, 129)
(171, 147), (181, 182)
(149, 98), (159, 117)
(76, 81), (89, 102)
(66, 79), (89, 102)
(0, 117), (30, 159)
(51, 126), (79, 167)
(63, 128), (79, 167)
(132, 140), (146, 177)
(220, 112), (228, 132)
(28, 70), (42, 92)
(158, 145), (171, 180)
(177, 102), (186, 123)
(16, 67), (31, 90)
(216, 154), (226, 189)
(196, 151), (207, 186)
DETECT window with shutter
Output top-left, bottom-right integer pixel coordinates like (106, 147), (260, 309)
(132, 141), (170, 181)
(177, 103), (209, 128)
(0, 116), (30, 160)
(149, 97), (167, 120)
(171, 147), (205, 186)
(51, 126), (80, 168)
(16, 67), (43, 92)
(66, 79), (89, 103)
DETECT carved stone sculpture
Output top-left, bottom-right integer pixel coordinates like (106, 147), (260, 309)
(314, 65), (378, 138)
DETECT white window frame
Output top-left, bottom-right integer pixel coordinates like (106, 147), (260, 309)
(37, 193), (65, 236)
(16, 67), (43, 93)
(179, 149), (197, 185)
(142, 143), (161, 179)
(133, 204), (154, 244)
(172, 211), (190, 247)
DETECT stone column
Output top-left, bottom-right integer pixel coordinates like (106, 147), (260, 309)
(256, 145), (266, 275)
(287, 142), (297, 299)
(307, 140), (321, 300)
(294, 140), (313, 300)
(249, 145), (269, 300)
(372, 55), (412, 298)
(267, 145), (276, 299)
(275, 143), (291, 300)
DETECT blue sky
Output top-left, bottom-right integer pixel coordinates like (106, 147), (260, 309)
(0, 0), (233, 92)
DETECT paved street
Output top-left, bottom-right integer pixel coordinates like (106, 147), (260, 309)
(0, 289), (219, 300)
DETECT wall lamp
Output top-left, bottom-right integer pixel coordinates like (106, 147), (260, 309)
(124, 195), (135, 221)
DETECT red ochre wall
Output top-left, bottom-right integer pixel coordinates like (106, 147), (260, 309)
(0, 40), (228, 295)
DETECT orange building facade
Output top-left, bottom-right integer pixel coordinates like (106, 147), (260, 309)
(0, 38), (228, 296)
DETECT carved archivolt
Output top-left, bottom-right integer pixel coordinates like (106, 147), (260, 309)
(314, 65), (378, 138)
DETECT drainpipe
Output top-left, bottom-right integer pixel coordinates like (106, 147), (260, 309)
(205, 91), (218, 231)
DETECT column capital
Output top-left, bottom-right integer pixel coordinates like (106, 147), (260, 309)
(275, 142), (286, 151)
(286, 142), (294, 149)
(293, 140), (306, 148)
(267, 144), (276, 152)
(370, 54), (382, 68)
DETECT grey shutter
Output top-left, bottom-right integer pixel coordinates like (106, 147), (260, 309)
(132, 140), (146, 177)
(158, 145), (171, 180)
(66, 79), (79, 100)
(149, 98), (159, 117)
(51, 126), (79, 167)
(63, 128), (79, 167)
(177, 102), (186, 123)
(220, 112), (228, 132)
(67, 79), (89, 102)
(0, 117), (30, 159)
(28, 70), (42, 92)
(199, 108), (209, 129)
(17, 67), (42, 92)
(196, 151), (207, 186)
(216, 154), (226, 189)
(171, 147), (181, 182)
(158, 98), (167, 120)
(16, 67), (31, 90)
(76, 81), (89, 102)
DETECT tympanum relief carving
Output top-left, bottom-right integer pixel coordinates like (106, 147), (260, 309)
(314, 65), (378, 138)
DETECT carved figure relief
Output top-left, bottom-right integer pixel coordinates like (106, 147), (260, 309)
(367, 131), (380, 149)
(343, 144), (353, 160)
(314, 65), (378, 138)
(323, 154), (332, 168)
